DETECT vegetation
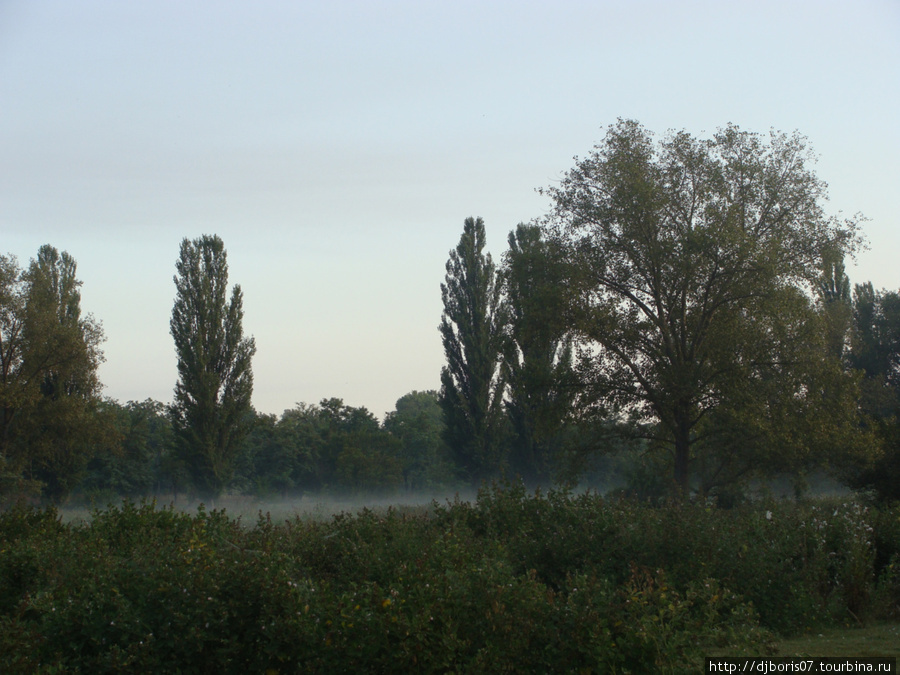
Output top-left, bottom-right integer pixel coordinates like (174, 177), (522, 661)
(0, 119), (898, 508)
(0, 246), (111, 503)
(844, 283), (900, 502)
(170, 235), (256, 501)
(501, 224), (577, 486)
(1, 486), (898, 673)
(439, 217), (508, 483)
(543, 120), (865, 496)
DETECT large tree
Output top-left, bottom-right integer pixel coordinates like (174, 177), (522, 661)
(545, 120), (862, 495)
(383, 390), (456, 490)
(439, 217), (507, 482)
(170, 235), (256, 500)
(0, 246), (109, 500)
(501, 224), (576, 484)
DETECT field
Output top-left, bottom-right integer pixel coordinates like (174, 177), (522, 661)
(2, 484), (898, 673)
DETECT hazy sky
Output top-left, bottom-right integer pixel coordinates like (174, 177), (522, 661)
(2, 0), (898, 419)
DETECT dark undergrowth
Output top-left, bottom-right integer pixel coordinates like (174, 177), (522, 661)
(1, 483), (898, 673)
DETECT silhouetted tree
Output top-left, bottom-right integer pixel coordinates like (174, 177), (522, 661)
(501, 224), (576, 484)
(170, 235), (255, 501)
(0, 246), (110, 501)
(438, 217), (507, 483)
(383, 390), (457, 490)
(845, 283), (900, 501)
(546, 120), (863, 495)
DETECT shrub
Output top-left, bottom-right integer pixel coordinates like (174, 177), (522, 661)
(3, 489), (896, 672)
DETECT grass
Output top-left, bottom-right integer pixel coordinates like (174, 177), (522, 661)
(712, 622), (899, 667)
(773, 622), (899, 659)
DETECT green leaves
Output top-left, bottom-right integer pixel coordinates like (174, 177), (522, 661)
(546, 120), (864, 495)
(501, 224), (577, 484)
(170, 235), (256, 501)
(0, 246), (107, 501)
(439, 217), (508, 483)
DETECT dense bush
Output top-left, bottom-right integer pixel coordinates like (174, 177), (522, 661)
(1, 487), (898, 673)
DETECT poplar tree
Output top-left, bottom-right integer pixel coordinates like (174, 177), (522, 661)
(170, 235), (255, 500)
(439, 217), (507, 482)
(501, 224), (576, 484)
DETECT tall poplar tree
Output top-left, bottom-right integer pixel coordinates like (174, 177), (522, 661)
(501, 224), (576, 484)
(170, 235), (255, 500)
(439, 217), (507, 482)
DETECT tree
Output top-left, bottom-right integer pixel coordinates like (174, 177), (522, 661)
(0, 246), (109, 500)
(170, 235), (256, 501)
(816, 247), (853, 361)
(79, 399), (172, 500)
(850, 283), (900, 389)
(439, 217), (508, 483)
(273, 398), (403, 493)
(383, 390), (457, 490)
(500, 224), (577, 485)
(845, 283), (900, 501)
(545, 120), (862, 496)
(0, 254), (26, 489)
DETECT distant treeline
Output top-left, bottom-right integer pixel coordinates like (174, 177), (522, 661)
(3, 120), (900, 505)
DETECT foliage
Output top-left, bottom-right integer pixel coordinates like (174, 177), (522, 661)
(844, 283), (900, 502)
(439, 217), (508, 483)
(500, 224), (578, 485)
(7, 487), (900, 672)
(311, 398), (403, 492)
(382, 390), (458, 490)
(79, 399), (175, 502)
(170, 235), (256, 501)
(816, 247), (853, 361)
(238, 399), (406, 496)
(0, 246), (109, 502)
(544, 119), (864, 495)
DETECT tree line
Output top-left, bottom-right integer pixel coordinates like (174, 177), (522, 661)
(2, 119), (899, 504)
(440, 121), (897, 502)
(0, 237), (457, 503)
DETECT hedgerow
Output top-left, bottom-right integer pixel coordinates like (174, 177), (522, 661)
(1, 486), (897, 673)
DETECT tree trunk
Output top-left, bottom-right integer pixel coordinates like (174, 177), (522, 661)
(673, 409), (691, 498)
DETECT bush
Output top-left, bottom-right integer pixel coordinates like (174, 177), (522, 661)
(4, 488), (897, 672)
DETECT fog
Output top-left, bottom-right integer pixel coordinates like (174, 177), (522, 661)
(58, 489), (484, 526)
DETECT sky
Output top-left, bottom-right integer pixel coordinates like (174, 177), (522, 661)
(1, 0), (898, 420)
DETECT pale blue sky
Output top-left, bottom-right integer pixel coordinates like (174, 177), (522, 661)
(2, 0), (898, 418)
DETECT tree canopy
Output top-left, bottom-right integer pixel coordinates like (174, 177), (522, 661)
(0, 246), (109, 500)
(501, 224), (576, 484)
(170, 235), (256, 500)
(439, 217), (508, 483)
(544, 119), (863, 495)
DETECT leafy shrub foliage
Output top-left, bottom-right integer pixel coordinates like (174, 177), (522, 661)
(2, 487), (898, 673)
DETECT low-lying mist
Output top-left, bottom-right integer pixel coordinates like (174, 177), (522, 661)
(55, 469), (852, 526)
(59, 490), (484, 526)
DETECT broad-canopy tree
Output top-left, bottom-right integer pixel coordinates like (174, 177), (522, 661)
(439, 217), (507, 483)
(383, 390), (456, 490)
(271, 398), (403, 493)
(0, 246), (109, 500)
(501, 224), (576, 485)
(545, 120), (863, 495)
(80, 399), (173, 500)
(170, 235), (256, 500)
